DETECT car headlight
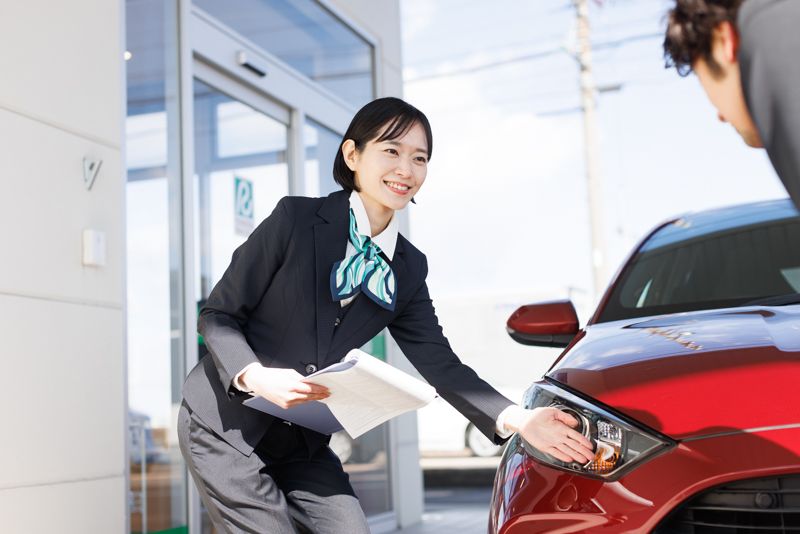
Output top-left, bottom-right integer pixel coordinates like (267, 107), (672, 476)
(519, 380), (674, 480)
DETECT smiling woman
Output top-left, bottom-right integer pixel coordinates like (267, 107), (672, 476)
(178, 95), (594, 534)
(333, 98), (433, 227)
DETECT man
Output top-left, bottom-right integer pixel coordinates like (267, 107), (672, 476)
(663, 0), (800, 209)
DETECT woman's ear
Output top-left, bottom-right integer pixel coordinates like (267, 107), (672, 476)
(341, 139), (358, 171)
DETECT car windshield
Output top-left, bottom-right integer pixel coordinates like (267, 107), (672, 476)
(597, 200), (800, 323)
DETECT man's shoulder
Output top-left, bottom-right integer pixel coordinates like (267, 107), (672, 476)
(738, 0), (796, 29)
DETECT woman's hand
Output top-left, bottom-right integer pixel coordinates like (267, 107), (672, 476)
(241, 366), (330, 409)
(505, 406), (595, 464)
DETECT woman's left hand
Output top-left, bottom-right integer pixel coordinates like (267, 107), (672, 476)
(505, 406), (595, 464)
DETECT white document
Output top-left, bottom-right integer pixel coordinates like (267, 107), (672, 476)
(244, 349), (438, 438)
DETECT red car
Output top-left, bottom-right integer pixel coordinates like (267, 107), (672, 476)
(490, 199), (800, 533)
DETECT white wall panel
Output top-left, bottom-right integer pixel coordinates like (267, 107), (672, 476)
(0, 294), (124, 489)
(0, 0), (123, 146)
(0, 108), (123, 307)
(0, 476), (126, 534)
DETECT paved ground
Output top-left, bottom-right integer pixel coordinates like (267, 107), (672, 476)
(392, 454), (500, 533)
(420, 454), (501, 487)
(394, 487), (494, 534)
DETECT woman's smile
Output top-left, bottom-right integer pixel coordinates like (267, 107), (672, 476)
(384, 180), (411, 194)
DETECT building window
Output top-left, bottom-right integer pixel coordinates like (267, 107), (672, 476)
(194, 0), (374, 107)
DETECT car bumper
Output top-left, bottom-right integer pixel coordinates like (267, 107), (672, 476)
(489, 425), (800, 533)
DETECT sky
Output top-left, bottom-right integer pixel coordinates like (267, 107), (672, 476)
(399, 0), (787, 317)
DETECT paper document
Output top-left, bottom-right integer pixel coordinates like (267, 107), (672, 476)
(243, 349), (437, 438)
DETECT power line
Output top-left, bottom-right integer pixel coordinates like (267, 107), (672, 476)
(405, 31), (662, 84)
(406, 46), (566, 83)
(407, 32), (569, 67)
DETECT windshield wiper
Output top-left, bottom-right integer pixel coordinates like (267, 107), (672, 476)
(744, 293), (800, 306)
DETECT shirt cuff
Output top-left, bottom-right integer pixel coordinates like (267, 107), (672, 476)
(495, 404), (521, 438)
(233, 362), (262, 392)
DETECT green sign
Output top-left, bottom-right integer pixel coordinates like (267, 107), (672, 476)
(234, 176), (254, 236)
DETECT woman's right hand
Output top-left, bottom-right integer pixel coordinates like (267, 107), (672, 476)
(241, 366), (330, 409)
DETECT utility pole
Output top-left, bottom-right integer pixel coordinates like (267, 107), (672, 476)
(574, 0), (606, 299)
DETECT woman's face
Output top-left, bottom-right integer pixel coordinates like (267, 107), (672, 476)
(343, 121), (429, 214)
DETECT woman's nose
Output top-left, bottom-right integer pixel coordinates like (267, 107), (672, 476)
(395, 158), (412, 176)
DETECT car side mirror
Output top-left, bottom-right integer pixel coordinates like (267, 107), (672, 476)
(506, 300), (579, 348)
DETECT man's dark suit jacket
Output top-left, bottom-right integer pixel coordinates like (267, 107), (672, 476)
(739, 0), (800, 210)
(182, 189), (514, 456)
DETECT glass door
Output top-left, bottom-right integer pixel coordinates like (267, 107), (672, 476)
(192, 76), (291, 532)
(125, 0), (188, 532)
(193, 78), (290, 299)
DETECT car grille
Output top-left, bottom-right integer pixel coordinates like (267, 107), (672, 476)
(655, 475), (800, 533)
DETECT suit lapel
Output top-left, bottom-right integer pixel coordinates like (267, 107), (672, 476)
(314, 191), (350, 363)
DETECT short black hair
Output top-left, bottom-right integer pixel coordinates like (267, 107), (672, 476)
(663, 0), (744, 77)
(333, 97), (433, 192)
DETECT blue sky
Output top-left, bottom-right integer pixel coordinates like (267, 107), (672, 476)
(399, 0), (786, 312)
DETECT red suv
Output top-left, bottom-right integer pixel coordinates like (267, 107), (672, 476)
(490, 199), (800, 533)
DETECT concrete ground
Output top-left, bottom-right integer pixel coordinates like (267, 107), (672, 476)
(392, 453), (501, 534)
(394, 487), (494, 534)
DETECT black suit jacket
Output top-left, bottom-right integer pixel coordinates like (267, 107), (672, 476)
(182, 190), (513, 456)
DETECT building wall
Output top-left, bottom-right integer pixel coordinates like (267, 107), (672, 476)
(0, 1), (127, 532)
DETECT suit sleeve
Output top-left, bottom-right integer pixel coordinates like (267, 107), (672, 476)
(388, 256), (515, 444)
(198, 197), (295, 398)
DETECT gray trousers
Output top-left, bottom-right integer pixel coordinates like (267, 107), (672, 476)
(177, 401), (370, 534)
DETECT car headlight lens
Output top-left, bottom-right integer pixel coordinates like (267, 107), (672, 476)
(519, 381), (673, 480)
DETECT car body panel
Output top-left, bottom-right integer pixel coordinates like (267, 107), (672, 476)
(547, 305), (800, 439)
(490, 426), (800, 533)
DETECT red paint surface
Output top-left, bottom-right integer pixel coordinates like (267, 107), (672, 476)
(490, 427), (800, 533)
(547, 306), (800, 439)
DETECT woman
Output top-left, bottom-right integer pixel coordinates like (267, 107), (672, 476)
(178, 97), (594, 533)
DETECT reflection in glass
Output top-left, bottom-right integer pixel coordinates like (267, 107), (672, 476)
(193, 79), (290, 297)
(194, 0), (374, 106)
(304, 118), (341, 197)
(125, 0), (188, 532)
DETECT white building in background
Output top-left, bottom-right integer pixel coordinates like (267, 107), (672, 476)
(0, 1), (425, 532)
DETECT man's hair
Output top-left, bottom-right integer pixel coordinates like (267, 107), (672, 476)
(663, 0), (745, 77)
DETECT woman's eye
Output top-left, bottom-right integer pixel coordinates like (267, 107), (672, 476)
(385, 148), (398, 155)
(415, 157), (428, 163)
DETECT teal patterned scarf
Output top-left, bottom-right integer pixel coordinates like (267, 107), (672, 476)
(330, 208), (396, 311)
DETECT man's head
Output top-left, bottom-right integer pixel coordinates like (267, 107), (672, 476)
(664, 0), (764, 147)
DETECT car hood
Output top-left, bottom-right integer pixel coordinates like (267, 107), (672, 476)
(547, 306), (800, 440)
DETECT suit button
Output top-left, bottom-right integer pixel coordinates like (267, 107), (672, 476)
(305, 364), (318, 375)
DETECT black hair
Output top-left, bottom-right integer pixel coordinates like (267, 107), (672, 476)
(333, 97), (433, 192)
(663, 0), (744, 77)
